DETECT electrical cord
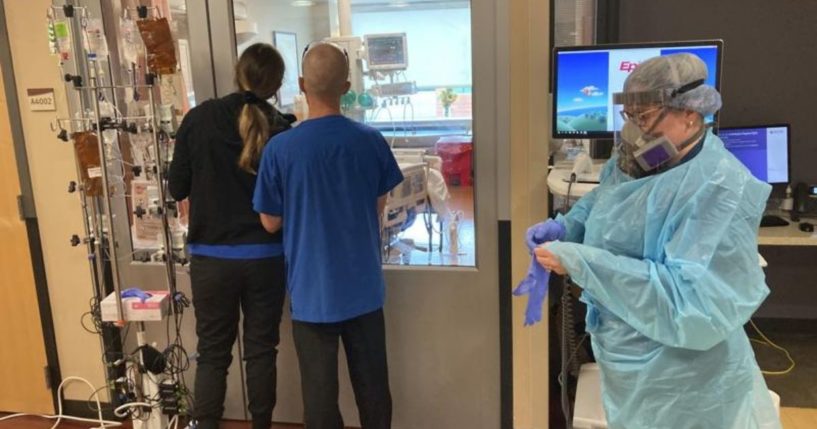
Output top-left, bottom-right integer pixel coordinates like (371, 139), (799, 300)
(86, 382), (114, 414)
(167, 307), (194, 418)
(87, 258), (192, 420)
(0, 376), (122, 429)
(566, 172), (576, 210)
(559, 280), (575, 429)
(81, 311), (102, 334)
(749, 320), (796, 376)
(80, 302), (136, 418)
(152, 293), (193, 419)
(562, 281), (581, 376)
(557, 173), (579, 429)
(401, 99), (415, 143)
(113, 401), (156, 418)
(369, 72), (399, 147)
(562, 333), (589, 375)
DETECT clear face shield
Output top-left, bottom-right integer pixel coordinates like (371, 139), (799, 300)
(612, 80), (709, 177)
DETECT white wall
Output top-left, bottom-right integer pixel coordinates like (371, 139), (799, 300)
(237, 1), (326, 66)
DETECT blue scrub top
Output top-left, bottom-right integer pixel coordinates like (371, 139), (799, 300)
(254, 115), (404, 323)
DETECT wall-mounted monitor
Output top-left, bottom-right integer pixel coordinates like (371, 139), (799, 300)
(720, 124), (790, 184)
(552, 40), (723, 139)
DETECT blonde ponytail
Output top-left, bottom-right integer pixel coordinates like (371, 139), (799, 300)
(238, 102), (271, 173)
(234, 43), (285, 173)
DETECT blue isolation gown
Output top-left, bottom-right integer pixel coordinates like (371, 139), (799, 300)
(547, 131), (782, 429)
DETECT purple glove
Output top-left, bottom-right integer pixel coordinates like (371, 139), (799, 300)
(121, 287), (152, 303)
(513, 255), (551, 326)
(525, 219), (566, 252)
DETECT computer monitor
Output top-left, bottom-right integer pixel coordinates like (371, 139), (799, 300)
(365, 33), (408, 71)
(552, 40), (723, 139)
(719, 124), (790, 184)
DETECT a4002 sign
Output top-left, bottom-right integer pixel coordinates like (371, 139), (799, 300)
(26, 88), (56, 112)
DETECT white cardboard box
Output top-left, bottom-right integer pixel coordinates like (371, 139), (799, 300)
(101, 290), (170, 322)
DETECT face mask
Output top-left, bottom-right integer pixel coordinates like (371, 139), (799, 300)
(616, 130), (648, 178)
(617, 118), (707, 178)
(620, 120), (679, 173)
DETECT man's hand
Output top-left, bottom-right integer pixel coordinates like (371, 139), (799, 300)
(378, 195), (388, 217)
(534, 246), (567, 275)
(259, 213), (283, 233)
(377, 195), (388, 229)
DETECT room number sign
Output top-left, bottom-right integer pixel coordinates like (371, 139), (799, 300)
(26, 88), (57, 112)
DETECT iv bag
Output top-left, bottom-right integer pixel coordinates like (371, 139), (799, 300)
(53, 20), (72, 61)
(73, 132), (103, 197)
(83, 18), (109, 59)
(137, 18), (177, 75)
(120, 17), (141, 64)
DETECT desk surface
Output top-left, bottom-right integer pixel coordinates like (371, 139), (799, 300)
(547, 164), (605, 198)
(758, 213), (817, 246)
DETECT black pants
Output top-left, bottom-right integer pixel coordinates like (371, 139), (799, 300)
(292, 309), (392, 429)
(190, 255), (286, 429)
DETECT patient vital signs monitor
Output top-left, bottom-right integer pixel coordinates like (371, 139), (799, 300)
(365, 33), (409, 71)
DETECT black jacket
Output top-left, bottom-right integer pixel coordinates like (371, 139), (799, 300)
(168, 93), (293, 245)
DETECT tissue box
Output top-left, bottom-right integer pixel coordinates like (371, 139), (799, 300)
(101, 290), (170, 322)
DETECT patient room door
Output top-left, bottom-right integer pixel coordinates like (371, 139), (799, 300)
(0, 60), (54, 414)
(210, 0), (507, 427)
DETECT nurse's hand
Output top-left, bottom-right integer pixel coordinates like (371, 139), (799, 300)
(534, 246), (567, 275)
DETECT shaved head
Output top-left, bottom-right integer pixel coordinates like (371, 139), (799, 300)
(301, 43), (350, 101)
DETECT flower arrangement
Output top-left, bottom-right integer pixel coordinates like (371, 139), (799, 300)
(437, 87), (458, 117)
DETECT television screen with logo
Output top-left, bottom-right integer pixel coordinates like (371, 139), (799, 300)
(552, 40), (722, 139)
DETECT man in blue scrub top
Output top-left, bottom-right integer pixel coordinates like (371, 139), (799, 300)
(253, 43), (404, 429)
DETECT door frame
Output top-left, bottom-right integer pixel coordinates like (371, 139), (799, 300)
(208, 0), (511, 427)
(0, 0), (516, 423)
(0, 0), (62, 412)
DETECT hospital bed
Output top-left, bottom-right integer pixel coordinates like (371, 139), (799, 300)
(382, 149), (454, 263)
(391, 149), (452, 221)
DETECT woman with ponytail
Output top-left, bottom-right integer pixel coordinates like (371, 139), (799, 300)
(168, 43), (293, 429)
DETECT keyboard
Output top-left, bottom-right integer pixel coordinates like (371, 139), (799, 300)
(760, 214), (790, 227)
